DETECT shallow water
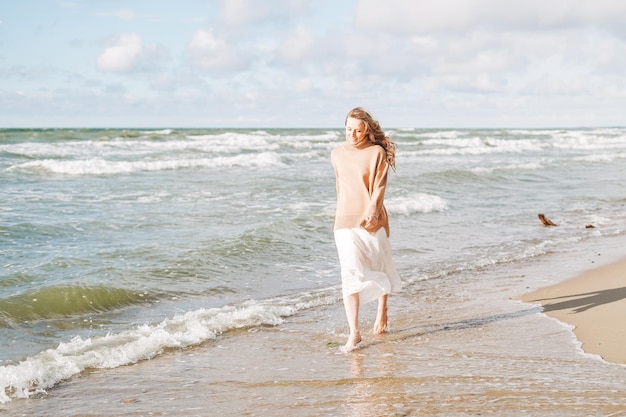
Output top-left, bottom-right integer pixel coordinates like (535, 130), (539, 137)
(2, 235), (625, 416)
(1, 127), (626, 408)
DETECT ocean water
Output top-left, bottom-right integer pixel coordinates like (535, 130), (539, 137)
(1, 127), (626, 405)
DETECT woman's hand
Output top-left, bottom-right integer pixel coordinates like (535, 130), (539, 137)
(362, 215), (379, 232)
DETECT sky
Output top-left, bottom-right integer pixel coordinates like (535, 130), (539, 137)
(1, 0), (626, 128)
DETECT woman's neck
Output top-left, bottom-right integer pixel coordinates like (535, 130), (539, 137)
(345, 138), (371, 149)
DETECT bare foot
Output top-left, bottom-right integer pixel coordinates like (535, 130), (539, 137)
(340, 332), (362, 353)
(373, 308), (388, 334)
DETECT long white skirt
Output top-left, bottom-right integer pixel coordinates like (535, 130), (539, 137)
(334, 227), (402, 305)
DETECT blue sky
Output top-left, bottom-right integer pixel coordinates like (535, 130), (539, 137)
(1, 0), (626, 128)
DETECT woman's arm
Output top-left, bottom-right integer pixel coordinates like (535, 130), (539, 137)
(362, 147), (389, 231)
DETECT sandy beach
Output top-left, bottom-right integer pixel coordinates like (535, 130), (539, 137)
(519, 255), (626, 365)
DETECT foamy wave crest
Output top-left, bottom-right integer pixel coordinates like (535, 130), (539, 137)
(0, 302), (289, 402)
(414, 137), (541, 156)
(411, 130), (463, 139)
(140, 129), (173, 135)
(0, 135), (277, 161)
(551, 130), (626, 151)
(471, 162), (545, 174)
(573, 152), (626, 163)
(387, 193), (448, 215)
(0, 288), (339, 403)
(186, 132), (276, 152)
(398, 128), (626, 157)
(11, 153), (284, 175)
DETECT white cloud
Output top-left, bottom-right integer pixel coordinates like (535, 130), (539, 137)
(277, 25), (315, 61)
(340, 0), (626, 109)
(219, 0), (266, 26)
(218, 0), (311, 27)
(293, 77), (314, 92)
(97, 33), (143, 73)
(187, 30), (248, 71)
(354, 0), (626, 34)
(3, 1), (626, 128)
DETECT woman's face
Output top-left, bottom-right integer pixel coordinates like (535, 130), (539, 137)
(345, 117), (367, 145)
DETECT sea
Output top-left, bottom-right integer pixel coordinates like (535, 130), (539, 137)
(1, 127), (626, 415)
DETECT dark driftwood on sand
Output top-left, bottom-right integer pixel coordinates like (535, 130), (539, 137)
(538, 213), (557, 226)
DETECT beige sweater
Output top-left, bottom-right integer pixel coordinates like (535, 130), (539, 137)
(331, 141), (390, 236)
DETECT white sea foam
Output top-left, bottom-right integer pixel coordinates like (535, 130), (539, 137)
(410, 130), (463, 139)
(0, 134), (279, 160)
(186, 132), (274, 149)
(573, 152), (626, 163)
(471, 162), (545, 173)
(394, 128), (626, 158)
(0, 285), (342, 403)
(0, 294), (324, 403)
(386, 193), (448, 215)
(410, 138), (544, 156)
(10, 152), (285, 175)
(140, 129), (173, 135)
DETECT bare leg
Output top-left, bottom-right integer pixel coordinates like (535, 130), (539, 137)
(373, 294), (389, 334)
(341, 292), (362, 352)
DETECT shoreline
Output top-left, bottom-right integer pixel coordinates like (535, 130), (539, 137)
(2, 233), (626, 415)
(518, 255), (626, 365)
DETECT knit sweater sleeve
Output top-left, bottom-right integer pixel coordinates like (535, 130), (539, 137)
(365, 146), (389, 219)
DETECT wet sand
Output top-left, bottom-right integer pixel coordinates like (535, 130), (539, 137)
(520, 255), (626, 365)
(2, 235), (626, 416)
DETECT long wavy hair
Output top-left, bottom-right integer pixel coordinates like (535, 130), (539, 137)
(345, 107), (396, 171)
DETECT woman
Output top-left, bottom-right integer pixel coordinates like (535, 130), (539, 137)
(331, 107), (402, 352)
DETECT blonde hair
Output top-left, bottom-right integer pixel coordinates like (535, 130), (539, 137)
(345, 107), (396, 170)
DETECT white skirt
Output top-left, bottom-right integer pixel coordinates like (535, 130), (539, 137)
(334, 227), (402, 305)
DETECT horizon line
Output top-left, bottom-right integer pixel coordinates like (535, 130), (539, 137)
(2, 125), (625, 130)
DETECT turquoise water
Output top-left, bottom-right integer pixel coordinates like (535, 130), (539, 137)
(1, 127), (626, 402)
